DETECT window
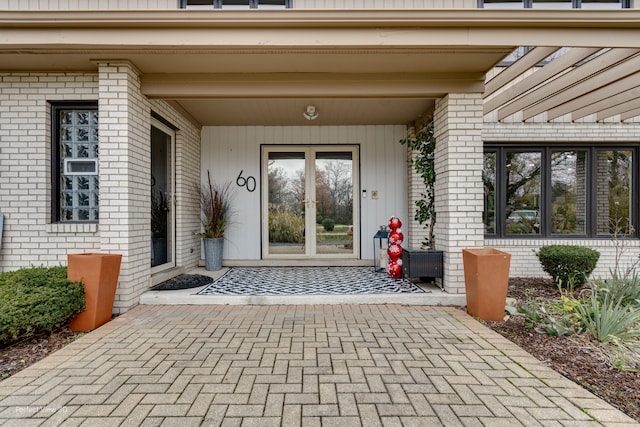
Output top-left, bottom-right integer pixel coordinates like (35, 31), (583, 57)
(181, 0), (291, 8)
(480, 0), (629, 7)
(484, 145), (637, 238)
(52, 102), (99, 222)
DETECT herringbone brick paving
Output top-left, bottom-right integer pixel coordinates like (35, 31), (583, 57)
(0, 305), (637, 426)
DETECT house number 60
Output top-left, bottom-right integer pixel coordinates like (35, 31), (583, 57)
(236, 170), (256, 193)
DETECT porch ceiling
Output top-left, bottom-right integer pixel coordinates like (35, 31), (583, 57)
(2, 10), (640, 125)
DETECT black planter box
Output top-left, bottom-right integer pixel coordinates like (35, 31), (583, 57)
(402, 249), (444, 279)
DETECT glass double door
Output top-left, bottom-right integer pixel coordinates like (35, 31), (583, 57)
(262, 146), (359, 258)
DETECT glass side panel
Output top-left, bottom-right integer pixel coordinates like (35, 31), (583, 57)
(483, 152), (497, 234)
(596, 150), (633, 235)
(267, 152), (306, 255)
(315, 152), (354, 255)
(506, 151), (542, 235)
(551, 151), (588, 235)
(151, 126), (172, 268)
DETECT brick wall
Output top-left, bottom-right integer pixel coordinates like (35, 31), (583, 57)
(434, 93), (485, 293)
(0, 73), (100, 270)
(0, 67), (200, 313)
(483, 122), (640, 279)
(149, 101), (202, 273)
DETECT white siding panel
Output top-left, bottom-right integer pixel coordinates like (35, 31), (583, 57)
(292, 0), (477, 8)
(201, 125), (408, 261)
(0, 0), (176, 9)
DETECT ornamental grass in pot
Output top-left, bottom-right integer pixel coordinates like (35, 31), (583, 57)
(200, 170), (232, 271)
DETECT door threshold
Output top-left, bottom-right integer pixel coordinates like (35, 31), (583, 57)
(224, 259), (372, 267)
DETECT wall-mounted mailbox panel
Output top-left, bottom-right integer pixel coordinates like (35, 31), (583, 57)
(64, 158), (98, 175)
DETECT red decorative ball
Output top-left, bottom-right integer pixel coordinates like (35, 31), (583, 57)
(388, 262), (402, 279)
(388, 230), (404, 245)
(387, 243), (402, 261)
(388, 216), (402, 231)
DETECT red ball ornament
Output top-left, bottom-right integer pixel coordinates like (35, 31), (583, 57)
(388, 216), (402, 231)
(387, 243), (402, 261)
(388, 230), (404, 245)
(388, 262), (402, 279)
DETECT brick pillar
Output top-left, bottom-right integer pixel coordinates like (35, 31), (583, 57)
(98, 62), (151, 313)
(433, 93), (484, 294)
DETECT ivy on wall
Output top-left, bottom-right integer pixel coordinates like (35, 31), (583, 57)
(400, 119), (436, 249)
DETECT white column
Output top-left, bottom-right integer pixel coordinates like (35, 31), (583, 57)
(433, 93), (484, 293)
(98, 61), (151, 313)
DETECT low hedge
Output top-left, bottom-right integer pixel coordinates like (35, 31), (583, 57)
(536, 245), (600, 287)
(0, 266), (85, 347)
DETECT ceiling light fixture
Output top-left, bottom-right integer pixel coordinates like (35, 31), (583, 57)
(303, 105), (319, 121)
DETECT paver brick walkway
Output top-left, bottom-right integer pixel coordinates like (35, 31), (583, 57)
(0, 305), (637, 426)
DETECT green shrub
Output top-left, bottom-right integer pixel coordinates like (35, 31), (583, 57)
(322, 218), (335, 232)
(536, 245), (600, 287)
(0, 266), (85, 347)
(269, 209), (304, 244)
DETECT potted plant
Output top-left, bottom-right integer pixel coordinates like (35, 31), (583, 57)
(199, 170), (232, 271)
(399, 118), (443, 280)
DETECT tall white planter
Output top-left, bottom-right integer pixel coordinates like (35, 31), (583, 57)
(203, 237), (224, 271)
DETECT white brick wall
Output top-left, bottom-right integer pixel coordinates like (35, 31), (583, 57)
(483, 122), (640, 279)
(0, 73), (100, 270)
(486, 238), (640, 280)
(433, 93), (485, 293)
(98, 62), (152, 313)
(96, 64), (202, 312)
(149, 100), (202, 273)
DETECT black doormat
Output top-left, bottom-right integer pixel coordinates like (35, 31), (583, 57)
(152, 274), (214, 291)
(197, 267), (426, 296)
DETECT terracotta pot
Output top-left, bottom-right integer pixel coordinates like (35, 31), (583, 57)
(68, 253), (122, 332)
(462, 248), (511, 322)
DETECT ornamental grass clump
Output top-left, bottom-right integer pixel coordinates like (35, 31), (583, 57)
(200, 170), (232, 239)
(536, 245), (600, 288)
(0, 266), (85, 347)
(573, 276), (640, 345)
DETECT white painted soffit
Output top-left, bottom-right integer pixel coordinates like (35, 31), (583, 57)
(484, 46), (640, 123)
(2, 10), (640, 125)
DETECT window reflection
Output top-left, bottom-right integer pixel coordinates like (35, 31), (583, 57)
(506, 151), (541, 235)
(483, 152), (497, 234)
(597, 150), (633, 235)
(551, 151), (587, 235)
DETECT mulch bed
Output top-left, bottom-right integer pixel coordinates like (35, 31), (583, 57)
(486, 277), (640, 422)
(1, 328), (83, 381)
